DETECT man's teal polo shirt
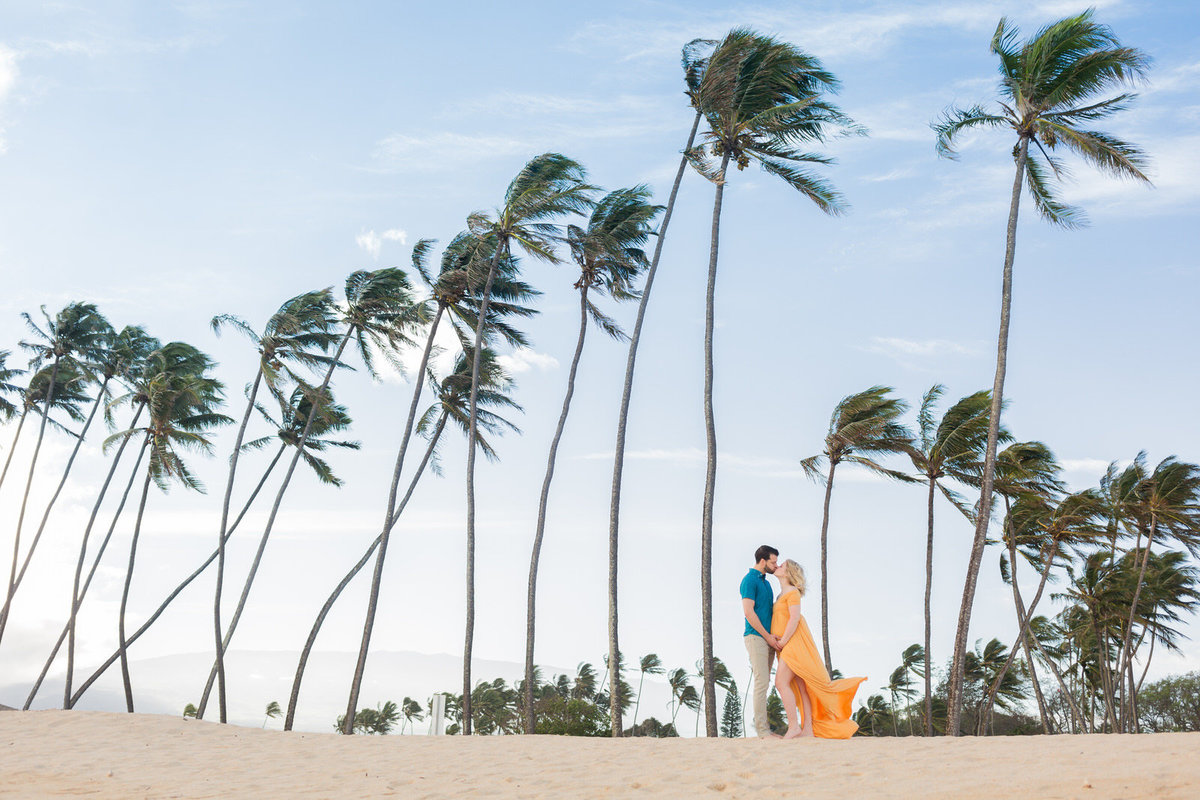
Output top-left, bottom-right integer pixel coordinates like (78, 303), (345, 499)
(740, 568), (773, 637)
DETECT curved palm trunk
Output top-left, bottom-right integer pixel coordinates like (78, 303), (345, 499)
(0, 360), (61, 646)
(28, 439), (275, 709)
(63, 403), (145, 705)
(8, 379), (111, 613)
(700, 151), (731, 738)
(462, 243), (506, 736)
(210, 367), (263, 721)
(118, 438), (154, 712)
(608, 110), (702, 737)
(286, 412), (445, 731)
(342, 305), (445, 735)
(1116, 515), (1156, 714)
(923, 475), (936, 735)
(204, 331), (353, 723)
(523, 288), (590, 733)
(818, 460), (837, 675)
(947, 136), (1029, 736)
(1003, 533), (1051, 733)
(63, 445), (283, 709)
(0, 408), (31, 494)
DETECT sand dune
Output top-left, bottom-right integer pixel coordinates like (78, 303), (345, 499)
(2, 710), (1198, 799)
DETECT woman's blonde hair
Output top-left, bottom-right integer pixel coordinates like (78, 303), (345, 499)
(780, 559), (806, 596)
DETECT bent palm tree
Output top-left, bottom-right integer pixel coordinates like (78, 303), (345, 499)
(523, 186), (661, 732)
(688, 28), (856, 735)
(932, 11), (1152, 733)
(606, 37), (715, 738)
(456, 153), (593, 734)
(800, 386), (913, 674)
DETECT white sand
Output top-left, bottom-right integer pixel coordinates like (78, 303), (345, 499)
(2, 710), (1198, 799)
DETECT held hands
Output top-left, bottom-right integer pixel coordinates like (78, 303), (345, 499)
(767, 634), (783, 651)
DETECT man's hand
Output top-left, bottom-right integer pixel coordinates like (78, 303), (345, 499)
(766, 634), (782, 651)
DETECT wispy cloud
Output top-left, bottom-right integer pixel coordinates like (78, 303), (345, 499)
(355, 227), (407, 259)
(1061, 458), (1112, 475)
(0, 44), (18, 155)
(575, 447), (889, 481)
(864, 336), (981, 359)
(497, 348), (559, 375)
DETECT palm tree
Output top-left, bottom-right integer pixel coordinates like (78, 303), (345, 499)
(205, 268), (417, 725)
(195, 386), (358, 712)
(289, 348), (520, 732)
(606, 37), (716, 740)
(905, 386), (996, 734)
(631, 653), (665, 728)
(457, 152), (594, 735)
(399, 697), (423, 734)
(933, 12), (1152, 734)
(898, 644), (925, 735)
(109, 344), (230, 712)
(522, 187), (661, 732)
(56, 366), (357, 710)
(688, 28), (856, 735)
(667, 667), (692, 728)
(342, 234), (537, 736)
(0, 350), (23, 423)
(801, 386), (913, 673)
(0, 302), (111, 646)
(263, 700), (282, 728)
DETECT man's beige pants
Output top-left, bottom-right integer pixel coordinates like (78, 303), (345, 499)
(744, 634), (775, 737)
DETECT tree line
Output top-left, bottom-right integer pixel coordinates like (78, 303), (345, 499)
(3, 12), (1193, 737)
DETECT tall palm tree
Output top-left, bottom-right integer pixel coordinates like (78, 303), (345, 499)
(341, 234), (537, 736)
(801, 386), (913, 673)
(206, 268), (417, 724)
(932, 11), (1152, 734)
(457, 153), (594, 735)
(290, 347), (520, 732)
(631, 653), (664, 728)
(606, 37), (715, 739)
(898, 644), (925, 735)
(523, 187), (661, 732)
(0, 350), (23, 423)
(905, 386), (996, 734)
(688, 28), (856, 735)
(205, 289), (340, 718)
(195, 385), (357, 712)
(0, 303), (111, 646)
(108, 344), (230, 712)
(399, 697), (424, 734)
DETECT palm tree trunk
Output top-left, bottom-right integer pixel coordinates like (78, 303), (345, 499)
(923, 475), (936, 735)
(342, 305), (446, 735)
(9, 379), (111, 609)
(204, 330), (353, 723)
(819, 459), (837, 675)
(463, 242), (506, 736)
(607, 109), (702, 738)
(699, 150), (732, 738)
(634, 671), (645, 728)
(1116, 516), (1156, 711)
(0, 360), (61, 646)
(118, 438), (154, 712)
(63, 444), (283, 709)
(946, 135), (1029, 736)
(63, 402), (144, 706)
(523, 288), (590, 733)
(0, 407), (30, 494)
(210, 366), (263, 722)
(286, 412), (446, 732)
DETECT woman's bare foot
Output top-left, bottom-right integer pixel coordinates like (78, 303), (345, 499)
(783, 727), (805, 740)
(798, 727), (814, 738)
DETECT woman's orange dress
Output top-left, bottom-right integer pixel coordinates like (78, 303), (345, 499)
(771, 589), (866, 739)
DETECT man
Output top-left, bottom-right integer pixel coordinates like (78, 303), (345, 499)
(740, 544), (781, 738)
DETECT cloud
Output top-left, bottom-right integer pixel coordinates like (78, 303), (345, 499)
(864, 336), (981, 359)
(355, 228), (407, 259)
(0, 45), (18, 155)
(496, 348), (559, 374)
(1061, 458), (1114, 475)
(370, 132), (529, 173)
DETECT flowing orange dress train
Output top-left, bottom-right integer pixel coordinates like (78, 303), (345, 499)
(771, 589), (866, 739)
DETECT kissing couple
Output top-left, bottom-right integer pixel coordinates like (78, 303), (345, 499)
(740, 545), (866, 739)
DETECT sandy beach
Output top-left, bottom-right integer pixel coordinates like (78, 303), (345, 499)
(1, 711), (1197, 799)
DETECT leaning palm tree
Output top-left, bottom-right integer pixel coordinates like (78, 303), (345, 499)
(195, 385), (358, 713)
(631, 653), (665, 728)
(0, 350), (23, 423)
(291, 348), (520, 732)
(341, 234), (537, 737)
(905, 386), (996, 734)
(606, 37), (716, 739)
(399, 697), (423, 734)
(206, 290), (340, 720)
(932, 11), (1152, 733)
(109, 345), (229, 712)
(687, 28), (856, 735)
(522, 187), (661, 732)
(205, 268), (417, 725)
(801, 386), (913, 674)
(0, 303), (111, 646)
(456, 152), (594, 735)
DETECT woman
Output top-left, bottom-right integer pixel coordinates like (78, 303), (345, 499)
(771, 559), (866, 739)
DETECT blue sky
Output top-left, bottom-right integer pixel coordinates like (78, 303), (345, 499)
(1, 0), (1198, 728)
